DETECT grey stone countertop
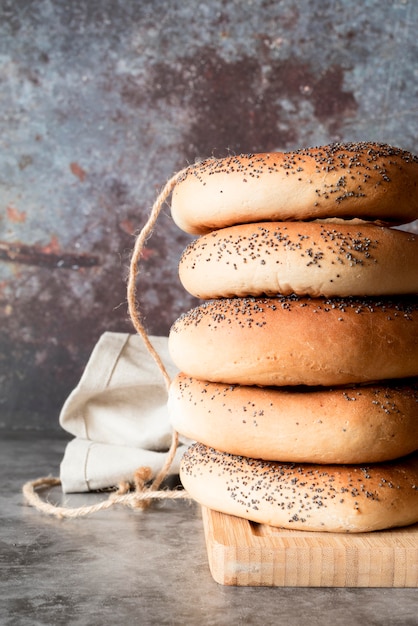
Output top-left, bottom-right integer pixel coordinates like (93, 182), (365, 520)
(1, 431), (417, 626)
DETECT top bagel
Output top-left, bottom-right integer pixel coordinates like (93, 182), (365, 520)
(171, 142), (418, 234)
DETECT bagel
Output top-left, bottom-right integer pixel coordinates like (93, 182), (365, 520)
(178, 222), (418, 299)
(168, 296), (418, 387)
(180, 443), (418, 532)
(169, 374), (418, 464)
(171, 143), (418, 234)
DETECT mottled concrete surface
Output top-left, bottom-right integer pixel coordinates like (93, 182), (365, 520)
(1, 0), (418, 429)
(2, 433), (418, 625)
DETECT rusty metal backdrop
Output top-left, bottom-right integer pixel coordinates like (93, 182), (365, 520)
(1, 0), (418, 429)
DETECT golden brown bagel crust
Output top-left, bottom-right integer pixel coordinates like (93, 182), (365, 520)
(171, 143), (418, 234)
(169, 374), (418, 464)
(180, 443), (418, 532)
(168, 296), (418, 387)
(178, 222), (418, 299)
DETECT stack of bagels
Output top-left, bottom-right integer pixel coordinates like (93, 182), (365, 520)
(167, 142), (418, 533)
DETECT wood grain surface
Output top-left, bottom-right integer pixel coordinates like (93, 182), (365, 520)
(202, 507), (418, 587)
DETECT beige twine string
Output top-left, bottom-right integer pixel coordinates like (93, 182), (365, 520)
(22, 166), (193, 518)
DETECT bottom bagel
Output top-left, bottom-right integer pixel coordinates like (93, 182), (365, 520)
(180, 443), (418, 533)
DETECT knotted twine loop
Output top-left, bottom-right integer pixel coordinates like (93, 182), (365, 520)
(22, 166), (193, 518)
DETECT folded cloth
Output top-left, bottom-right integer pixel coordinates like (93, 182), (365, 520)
(59, 332), (189, 493)
(60, 438), (186, 493)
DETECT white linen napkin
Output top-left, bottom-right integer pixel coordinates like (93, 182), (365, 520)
(59, 332), (188, 493)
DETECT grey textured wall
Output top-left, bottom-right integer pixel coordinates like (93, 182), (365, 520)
(1, 0), (418, 430)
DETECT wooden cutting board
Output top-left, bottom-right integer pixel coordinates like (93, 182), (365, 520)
(201, 506), (418, 587)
